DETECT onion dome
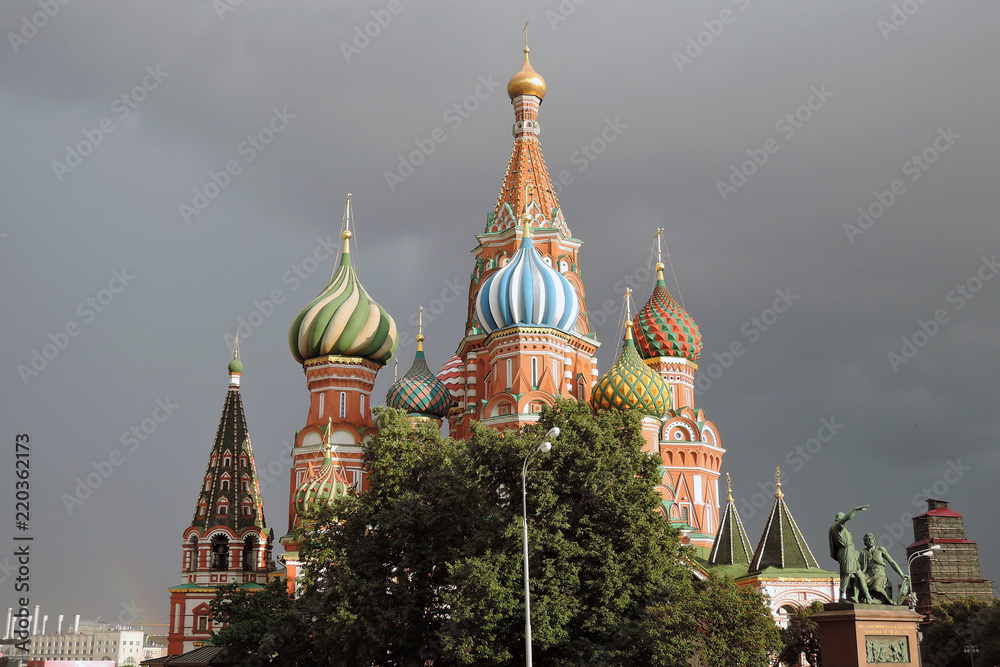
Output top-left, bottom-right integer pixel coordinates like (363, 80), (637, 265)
(293, 427), (352, 517)
(475, 214), (579, 334)
(591, 322), (672, 417)
(633, 262), (703, 361)
(437, 353), (465, 403)
(228, 334), (243, 387)
(507, 46), (546, 101)
(289, 196), (398, 365)
(386, 317), (452, 419)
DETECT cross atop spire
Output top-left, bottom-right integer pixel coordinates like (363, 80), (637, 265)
(342, 193), (353, 252)
(416, 306), (425, 351)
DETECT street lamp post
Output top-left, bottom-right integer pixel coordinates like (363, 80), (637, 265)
(905, 544), (941, 607)
(522, 426), (559, 667)
(964, 644), (979, 666)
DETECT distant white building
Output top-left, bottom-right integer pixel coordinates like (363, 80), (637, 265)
(20, 620), (166, 666)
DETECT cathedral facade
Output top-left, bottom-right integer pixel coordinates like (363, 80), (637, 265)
(168, 41), (834, 639)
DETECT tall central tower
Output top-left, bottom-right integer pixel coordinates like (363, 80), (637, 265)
(445, 45), (600, 437)
(280, 195), (398, 591)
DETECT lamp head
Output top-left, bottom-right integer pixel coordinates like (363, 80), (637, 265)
(538, 441), (552, 453)
(544, 426), (560, 440)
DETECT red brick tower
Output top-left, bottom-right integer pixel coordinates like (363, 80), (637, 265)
(167, 341), (273, 654)
(280, 194), (398, 592)
(447, 44), (599, 437)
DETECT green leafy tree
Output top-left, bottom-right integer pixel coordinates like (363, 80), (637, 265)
(693, 573), (782, 666)
(209, 578), (318, 666)
(777, 601), (822, 667)
(211, 399), (784, 666)
(298, 400), (698, 665)
(921, 597), (1000, 667)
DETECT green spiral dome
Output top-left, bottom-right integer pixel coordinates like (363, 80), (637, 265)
(289, 232), (398, 365)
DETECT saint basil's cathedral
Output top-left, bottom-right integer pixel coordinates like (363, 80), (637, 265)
(166, 44), (837, 655)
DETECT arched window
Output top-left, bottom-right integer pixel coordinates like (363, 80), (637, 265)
(241, 476), (250, 492)
(223, 456), (231, 467)
(217, 499), (228, 516)
(681, 506), (689, 524)
(210, 535), (229, 571)
(188, 537), (199, 572)
(339, 392), (346, 418)
(243, 537), (258, 572)
(221, 478), (230, 492)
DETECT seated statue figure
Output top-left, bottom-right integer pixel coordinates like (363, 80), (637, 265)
(860, 533), (908, 605)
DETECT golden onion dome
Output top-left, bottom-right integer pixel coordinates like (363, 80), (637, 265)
(507, 47), (546, 101)
(591, 323), (672, 418)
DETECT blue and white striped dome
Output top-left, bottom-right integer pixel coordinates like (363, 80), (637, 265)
(475, 233), (579, 334)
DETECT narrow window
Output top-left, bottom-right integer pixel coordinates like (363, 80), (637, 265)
(210, 536), (229, 571)
(506, 359), (512, 387)
(339, 392), (346, 418)
(242, 537), (257, 572)
(360, 393), (365, 417)
(531, 357), (538, 387)
(221, 479), (229, 491)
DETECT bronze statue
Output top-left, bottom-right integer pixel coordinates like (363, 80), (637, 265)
(861, 533), (909, 606)
(829, 505), (873, 603)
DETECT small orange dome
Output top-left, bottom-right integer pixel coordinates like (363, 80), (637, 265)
(507, 47), (546, 101)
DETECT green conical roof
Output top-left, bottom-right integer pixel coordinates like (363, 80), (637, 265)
(709, 476), (754, 567)
(748, 471), (820, 572)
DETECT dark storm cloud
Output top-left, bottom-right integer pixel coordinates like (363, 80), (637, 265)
(1, 0), (996, 624)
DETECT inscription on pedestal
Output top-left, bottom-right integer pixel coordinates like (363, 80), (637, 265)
(865, 635), (909, 663)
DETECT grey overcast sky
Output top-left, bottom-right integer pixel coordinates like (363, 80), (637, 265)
(2, 0), (997, 630)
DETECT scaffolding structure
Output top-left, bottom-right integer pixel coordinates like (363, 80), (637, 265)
(907, 498), (994, 618)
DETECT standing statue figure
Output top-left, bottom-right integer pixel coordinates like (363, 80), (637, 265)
(860, 533), (909, 605)
(829, 505), (873, 603)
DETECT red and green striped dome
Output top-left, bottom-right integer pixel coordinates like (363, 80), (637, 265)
(591, 324), (672, 417)
(386, 337), (452, 419)
(633, 266), (702, 361)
